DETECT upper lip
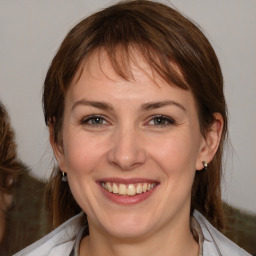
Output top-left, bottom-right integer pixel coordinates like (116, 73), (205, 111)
(97, 177), (159, 184)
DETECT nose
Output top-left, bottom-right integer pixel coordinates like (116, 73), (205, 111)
(107, 126), (147, 171)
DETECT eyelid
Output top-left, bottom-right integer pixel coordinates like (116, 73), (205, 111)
(80, 114), (111, 125)
(79, 114), (175, 127)
(146, 115), (176, 126)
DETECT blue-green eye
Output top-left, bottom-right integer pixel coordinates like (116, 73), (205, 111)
(149, 115), (175, 126)
(81, 115), (108, 125)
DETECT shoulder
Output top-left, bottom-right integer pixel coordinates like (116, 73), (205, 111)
(193, 210), (252, 256)
(13, 212), (84, 256)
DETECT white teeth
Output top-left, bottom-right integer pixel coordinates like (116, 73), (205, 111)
(142, 183), (147, 193)
(136, 183), (143, 194)
(112, 183), (119, 194)
(119, 184), (126, 195)
(106, 182), (112, 192)
(101, 182), (156, 196)
(127, 184), (136, 196)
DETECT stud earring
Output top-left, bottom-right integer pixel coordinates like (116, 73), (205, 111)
(61, 172), (68, 182)
(202, 161), (208, 171)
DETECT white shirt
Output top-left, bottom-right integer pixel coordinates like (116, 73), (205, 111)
(14, 210), (251, 256)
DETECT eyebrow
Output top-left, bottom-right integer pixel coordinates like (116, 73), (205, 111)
(71, 99), (186, 112)
(141, 100), (186, 112)
(71, 100), (113, 111)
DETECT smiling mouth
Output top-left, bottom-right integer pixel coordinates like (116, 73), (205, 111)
(101, 182), (157, 196)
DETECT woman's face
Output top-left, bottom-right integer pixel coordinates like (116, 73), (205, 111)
(53, 51), (214, 239)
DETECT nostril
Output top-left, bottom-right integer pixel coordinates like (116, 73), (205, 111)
(106, 129), (147, 170)
(107, 147), (147, 171)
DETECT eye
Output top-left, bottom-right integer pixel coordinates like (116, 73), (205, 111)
(81, 115), (109, 125)
(148, 115), (175, 126)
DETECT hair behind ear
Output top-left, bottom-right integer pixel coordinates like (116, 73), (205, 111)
(45, 168), (82, 228)
(191, 113), (226, 230)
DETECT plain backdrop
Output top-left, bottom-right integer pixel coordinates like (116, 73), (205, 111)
(0, 0), (255, 214)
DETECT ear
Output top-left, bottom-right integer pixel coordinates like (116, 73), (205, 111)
(196, 113), (224, 171)
(49, 125), (66, 172)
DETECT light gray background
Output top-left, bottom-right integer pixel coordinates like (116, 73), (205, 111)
(0, 0), (255, 214)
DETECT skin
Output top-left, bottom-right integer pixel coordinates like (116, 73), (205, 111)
(51, 50), (223, 256)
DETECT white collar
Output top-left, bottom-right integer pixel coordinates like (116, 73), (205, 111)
(14, 210), (251, 256)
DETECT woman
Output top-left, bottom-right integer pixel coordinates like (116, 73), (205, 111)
(0, 101), (51, 255)
(15, 1), (251, 255)
(0, 101), (21, 254)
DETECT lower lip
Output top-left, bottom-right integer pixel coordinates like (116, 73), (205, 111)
(99, 184), (158, 205)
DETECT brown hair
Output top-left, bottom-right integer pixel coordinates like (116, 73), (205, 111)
(0, 101), (52, 255)
(0, 102), (25, 194)
(44, 0), (227, 229)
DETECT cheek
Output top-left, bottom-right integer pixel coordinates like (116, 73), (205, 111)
(150, 132), (200, 172)
(62, 131), (104, 175)
(147, 131), (202, 189)
(61, 132), (106, 213)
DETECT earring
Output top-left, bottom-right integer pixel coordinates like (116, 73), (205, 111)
(61, 172), (68, 182)
(202, 161), (208, 171)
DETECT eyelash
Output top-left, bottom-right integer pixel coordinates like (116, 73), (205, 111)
(147, 115), (175, 127)
(80, 114), (175, 127)
(80, 115), (109, 126)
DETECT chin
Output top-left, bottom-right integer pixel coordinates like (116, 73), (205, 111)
(105, 222), (153, 239)
(95, 211), (155, 239)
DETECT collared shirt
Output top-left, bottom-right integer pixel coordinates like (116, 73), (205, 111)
(14, 210), (252, 256)
(69, 217), (204, 256)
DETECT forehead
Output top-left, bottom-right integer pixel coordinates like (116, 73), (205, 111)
(72, 47), (184, 90)
(67, 49), (198, 116)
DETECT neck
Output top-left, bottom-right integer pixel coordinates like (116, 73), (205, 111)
(80, 214), (199, 256)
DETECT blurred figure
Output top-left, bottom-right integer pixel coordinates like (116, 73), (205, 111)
(0, 101), (51, 255)
(0, 101), (24, 249)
